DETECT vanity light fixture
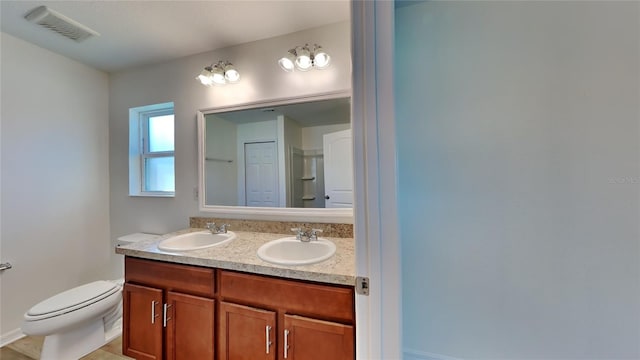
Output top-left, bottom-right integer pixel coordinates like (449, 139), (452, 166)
(278, 44), (331, 72)
(196, 61), (240, 86)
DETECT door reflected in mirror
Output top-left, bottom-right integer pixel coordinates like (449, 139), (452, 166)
(202, 97), (352, 209)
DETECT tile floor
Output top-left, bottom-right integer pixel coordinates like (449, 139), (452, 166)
(0, 335), (132, 360)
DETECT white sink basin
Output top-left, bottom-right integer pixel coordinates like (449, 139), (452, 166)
(158, 231), (236, 251)
(257, 237), (336, 266)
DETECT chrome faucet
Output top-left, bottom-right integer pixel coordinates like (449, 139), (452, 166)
(291, 227), (323, 242)
(206, 222), (230, 234)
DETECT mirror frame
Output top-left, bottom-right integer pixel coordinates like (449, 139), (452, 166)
(197, 90), (353, 224)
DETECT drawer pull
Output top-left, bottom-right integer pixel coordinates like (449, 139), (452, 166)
(163, 303), (172, 327)
(151, 301), (160, 324)
(266, 325), (272, 354)
(284, 329), (290, 358)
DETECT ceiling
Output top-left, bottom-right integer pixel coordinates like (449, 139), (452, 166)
(213, 97), (351, 127)
(0, 0), (350, 73)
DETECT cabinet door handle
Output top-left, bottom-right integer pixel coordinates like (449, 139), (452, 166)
(163, 303), (172, 327)
(284, 329), (290, 359)
(265, 325), (272, 354)
(151, 301), (160, 324)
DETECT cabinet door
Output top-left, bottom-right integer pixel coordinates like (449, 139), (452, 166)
(219, 301), (276, 360)
(283, 315), (354, 360)
(122, 283), (163, 360)
(165, 291), (215, 360)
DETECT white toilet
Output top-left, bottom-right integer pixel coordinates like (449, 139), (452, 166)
(21, 233), (158, 360)
(22, 279), (123, 359)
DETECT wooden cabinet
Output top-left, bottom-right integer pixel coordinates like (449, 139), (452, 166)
(165, 292), (215, 360)
(123, 257), (355, 360)
(283, 315), (354, 360)
(123, 258), (216, 360)
(218, 270), (355, 360)
(122, 283), (163, 360)
(218, 302), (276, 360)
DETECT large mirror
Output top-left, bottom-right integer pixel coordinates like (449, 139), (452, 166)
(197, 93), (353, 223)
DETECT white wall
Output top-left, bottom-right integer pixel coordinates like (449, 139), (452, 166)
(279, 115), (302, 207)
(301, 123), (350, 150)
(396, 2), (639, 359)
(108, 22), (350, 265)
(205, 115), (237, 206)
(0, 32), (110, 342)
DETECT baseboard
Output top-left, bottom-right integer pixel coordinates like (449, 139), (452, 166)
(0, 328), (25, 347)
(404, 348), (462, 360)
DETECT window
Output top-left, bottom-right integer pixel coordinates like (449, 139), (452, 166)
(129, 102), (175, 196)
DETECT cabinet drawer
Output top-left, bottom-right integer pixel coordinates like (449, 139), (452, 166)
(219, 270), (354, 323)
(125, 257), (215, 297)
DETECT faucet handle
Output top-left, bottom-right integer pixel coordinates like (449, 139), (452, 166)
(310, 228), (323, 240)
(291, 227), (303, 240)
(206, 222), (216, 230)
(220, 224), (231, 233)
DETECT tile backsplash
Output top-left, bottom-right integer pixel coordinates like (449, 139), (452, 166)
(190, 217), (353, 238)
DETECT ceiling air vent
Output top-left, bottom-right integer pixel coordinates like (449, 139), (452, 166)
(24, 6), (100, 43)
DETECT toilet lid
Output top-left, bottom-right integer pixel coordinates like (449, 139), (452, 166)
(26, 281), (120, 320)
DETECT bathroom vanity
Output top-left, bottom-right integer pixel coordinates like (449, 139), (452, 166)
(116, 228), (356, 360)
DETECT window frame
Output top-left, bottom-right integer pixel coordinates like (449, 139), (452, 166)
(129, 102), (175, 197)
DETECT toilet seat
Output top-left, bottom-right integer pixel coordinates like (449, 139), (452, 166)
(22, 281), (122, 337)
(25, 281), (120, 321)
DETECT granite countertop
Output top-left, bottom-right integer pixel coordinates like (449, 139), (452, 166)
(115, 228), (356, 286)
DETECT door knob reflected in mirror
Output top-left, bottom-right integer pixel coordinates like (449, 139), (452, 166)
(324, 195), (330, 200)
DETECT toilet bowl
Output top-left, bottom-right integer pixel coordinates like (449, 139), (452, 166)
(20, 233), (158, 359)
(22, 279), (123, 360)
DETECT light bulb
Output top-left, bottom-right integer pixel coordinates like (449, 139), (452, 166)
(225, 68), (240, 83)
(295, 55), (312, 71)
(196, 68), (213, 86)
(223, 63), (240, 83)
(278, 50), (296, 72)
(211, 66), (226, 85)
(278, 58), (294, 71)
(313, 47), (330, 69)
(294, 46), (312, 71)
(278, 56), (295, 72)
